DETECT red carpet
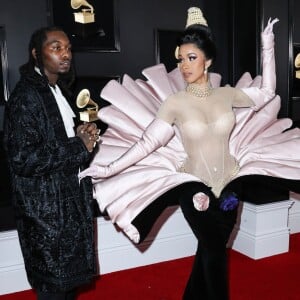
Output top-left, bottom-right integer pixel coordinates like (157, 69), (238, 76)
(1, 233), (300, 300)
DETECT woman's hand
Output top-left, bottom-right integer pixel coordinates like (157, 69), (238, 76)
(261, 18), (279, 49)
(263, 17), (279, 35)
(78, 165), (106, 179)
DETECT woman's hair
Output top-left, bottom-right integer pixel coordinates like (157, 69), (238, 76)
(177, 24), (216, 61)
(20, 26), (75, 89)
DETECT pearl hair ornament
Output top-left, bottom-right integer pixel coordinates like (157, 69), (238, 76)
(175, 7), (208, 59)
(185, 7), (208, 28)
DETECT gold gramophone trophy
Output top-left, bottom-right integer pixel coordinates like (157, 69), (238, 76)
(71, 0), (95, 24)
(295, 53), (300, 79)
(76, 89), (99, 122)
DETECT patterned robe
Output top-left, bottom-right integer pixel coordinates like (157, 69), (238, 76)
(4, 70), (97, 292)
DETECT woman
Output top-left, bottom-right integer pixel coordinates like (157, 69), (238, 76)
(80, 8), (300, 299)
(4, 27), (99, 300)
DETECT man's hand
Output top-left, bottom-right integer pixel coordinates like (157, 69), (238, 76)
(76, 122), (101, 152)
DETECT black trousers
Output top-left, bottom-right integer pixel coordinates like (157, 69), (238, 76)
(178, 182), (237, 300)
(37, 289), (76, 300)
(133, 181), (236, 300)
(132, 176), (300, 300)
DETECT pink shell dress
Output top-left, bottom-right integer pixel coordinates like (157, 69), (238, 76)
(89, 64), (300, 239)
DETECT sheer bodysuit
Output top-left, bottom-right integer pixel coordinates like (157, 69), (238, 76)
(157, 86), (254, 197)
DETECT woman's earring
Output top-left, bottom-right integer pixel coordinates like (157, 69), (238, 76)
(204, 67), (208, 74)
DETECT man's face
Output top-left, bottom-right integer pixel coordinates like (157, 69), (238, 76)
(40, 30), (72, 83)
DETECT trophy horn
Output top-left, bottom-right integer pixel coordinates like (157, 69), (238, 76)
(71, 0), (94, 12)
(76, 89), (99, 122)
(71, 0), (95, 23)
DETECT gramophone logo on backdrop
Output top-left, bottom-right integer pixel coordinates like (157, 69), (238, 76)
(70, 0), (104, 38)
(295, 52), (300, 79)
(71, 0), (95, 24)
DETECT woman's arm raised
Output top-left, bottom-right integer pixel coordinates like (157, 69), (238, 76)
(241, 18), (279, 110)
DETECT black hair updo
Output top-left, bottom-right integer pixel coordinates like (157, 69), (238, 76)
(177, 24), (216, 61)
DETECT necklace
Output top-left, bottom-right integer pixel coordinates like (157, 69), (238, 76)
(186, 82), (212, 98)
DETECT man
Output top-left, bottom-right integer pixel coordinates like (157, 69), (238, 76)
(4, 26), (99, 300)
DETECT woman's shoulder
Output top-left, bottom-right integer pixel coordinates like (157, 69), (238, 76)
(212, 86), (241, 98)
(164, 90), (186, 103)
(168, 89), (187, 98)
(159, 91), (186, 116)
(212, 86), (253, 107)
(213, 86), (236, 93)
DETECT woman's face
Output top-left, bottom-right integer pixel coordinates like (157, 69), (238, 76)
(177, 43), (211, 85)
(33, 30), (72, 85)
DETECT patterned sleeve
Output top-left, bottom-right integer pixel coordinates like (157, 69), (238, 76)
(4, 88), (90, 177)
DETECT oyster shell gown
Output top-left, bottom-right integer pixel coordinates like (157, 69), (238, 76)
(86, 60), (300, 242)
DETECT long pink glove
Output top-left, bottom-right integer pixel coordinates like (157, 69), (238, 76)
(78, 118), (174, 179)
(242, 17), (279, 110)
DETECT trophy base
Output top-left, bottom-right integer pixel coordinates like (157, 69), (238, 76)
(79, 110), (98, 122)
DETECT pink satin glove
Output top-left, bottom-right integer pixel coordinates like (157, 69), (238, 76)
(78, 118), (174, 180)
(242, 17), (279, 110)
(78, 165), (106, 179)
(261, 18), (279, 49)
(260, 17), (279, 96)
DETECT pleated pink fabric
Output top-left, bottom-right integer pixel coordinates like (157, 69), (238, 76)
(90, 64), (300, 234)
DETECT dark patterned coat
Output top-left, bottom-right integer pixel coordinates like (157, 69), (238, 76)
(3, 70), (97, 292)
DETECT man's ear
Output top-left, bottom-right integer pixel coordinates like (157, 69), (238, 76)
(32, 48), (37, 60)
